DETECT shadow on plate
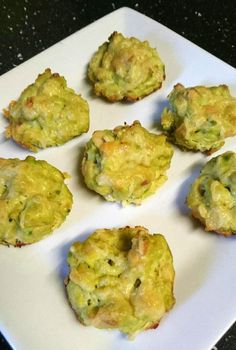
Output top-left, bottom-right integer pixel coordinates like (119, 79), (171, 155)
(149, 97), (169, 129)
(175, 160), (205, 217)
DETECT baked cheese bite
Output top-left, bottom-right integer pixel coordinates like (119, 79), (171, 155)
(65, 226), (175, 338)
(82, 121), (173, 205)
(0, 156), (72, 246)
(4, 68), (89, 152)
(161, 84), (236, 154)
(88, 32), (165, 101)
(187, 151), (236, 236)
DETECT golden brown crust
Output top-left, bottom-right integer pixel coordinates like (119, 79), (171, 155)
(0, 156), (73, 246)
(82, 121), (173, 205)
(147, 322), (159, 330)
(187, 152), (236, 236)
(4, 69), (89, 152)
(191, 210), (236, 237)
(88, 32), (165, 102)
(66, 226), (175, 337)
(161, 83), (236, 153)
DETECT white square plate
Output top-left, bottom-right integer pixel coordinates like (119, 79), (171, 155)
(0, 7), (236, 350)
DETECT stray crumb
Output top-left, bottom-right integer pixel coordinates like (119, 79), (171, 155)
(17, 53), (23, 60)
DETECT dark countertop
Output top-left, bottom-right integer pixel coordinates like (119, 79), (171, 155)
(0, 0), (235, 75)
(0, 1), (235, 349)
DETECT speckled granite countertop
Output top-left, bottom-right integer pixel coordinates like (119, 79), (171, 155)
(0, 0), (235, 74)
(0, 1), (235, 349)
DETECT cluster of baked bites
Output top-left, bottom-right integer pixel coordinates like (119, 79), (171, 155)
(1, 30), (236, 339)
(0, 32), (176, 338)
(1, 33), (169, 241)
